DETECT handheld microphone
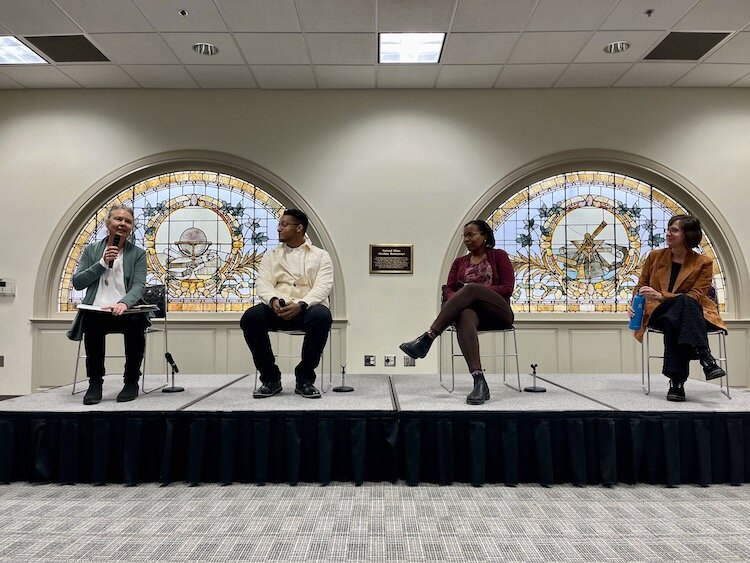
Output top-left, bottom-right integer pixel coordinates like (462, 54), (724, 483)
(278, 299), (286, 307)
(165, 352), (179, 374)
(108, 234), (121, 268)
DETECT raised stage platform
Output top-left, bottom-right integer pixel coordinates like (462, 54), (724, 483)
(1, 373), (748, 487)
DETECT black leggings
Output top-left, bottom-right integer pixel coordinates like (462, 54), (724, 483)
(430, 284), (514, 373)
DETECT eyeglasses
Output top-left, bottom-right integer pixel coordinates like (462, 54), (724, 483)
(665, 227), (682, 234)
(279, 221), (301, 228)
(463, 232), (482, 239)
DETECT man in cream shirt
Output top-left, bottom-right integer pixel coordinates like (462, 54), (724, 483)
(241, 209), (333, 398)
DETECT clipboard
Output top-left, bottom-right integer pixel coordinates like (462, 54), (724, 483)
(77, 304), (159, 314)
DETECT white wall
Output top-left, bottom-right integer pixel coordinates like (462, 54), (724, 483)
(1, 88), (749, 395)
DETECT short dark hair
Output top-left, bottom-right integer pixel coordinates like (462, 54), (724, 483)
(282, 209), (308, 233)
(669, 214), (702, 248)
(464, 220), (495, 248)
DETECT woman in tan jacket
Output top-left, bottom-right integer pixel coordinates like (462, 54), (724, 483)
(629, 214), (726, 402)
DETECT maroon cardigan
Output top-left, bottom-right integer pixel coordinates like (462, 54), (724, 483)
(444, 248), (515, 301)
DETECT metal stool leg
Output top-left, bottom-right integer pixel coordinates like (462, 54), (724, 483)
(717, 331), (730, 399)
(503, 329), (522, 392)
(642, 329), (652, 395)
(439, 331), (455, 393)
(141, 330), (167, 394)
(72, 340), (85, 395)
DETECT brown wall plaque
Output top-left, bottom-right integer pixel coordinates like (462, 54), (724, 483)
(369, 244), (413, 274)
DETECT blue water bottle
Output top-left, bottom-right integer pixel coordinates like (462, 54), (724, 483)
(629, 294), (645, 330)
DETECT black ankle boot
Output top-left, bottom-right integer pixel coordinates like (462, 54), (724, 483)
(83, 379), (103, 405)
(399, 332), (434, 359)
(666, 379), (686, 402)
(466, 371), (490, 405)
(696, 347), (726, 381)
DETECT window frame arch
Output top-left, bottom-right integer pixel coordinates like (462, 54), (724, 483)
(441, 149), (746, 319)
(35, 150), (346, 320)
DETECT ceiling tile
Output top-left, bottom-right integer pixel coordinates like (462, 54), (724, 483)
(0, 65), (80, 87)
(495, 64), (567, 87)
(673, 63), (750, 86)
(0, 71), (23, 89)
(452, 0), (535, 32)
(575, 31), (666, 63)
(526, 0), (618, 31)
(186, 65), (257, 88)
(251, 65), (316, 88)
(0, 0), (80, 35)
(161, 33), (244, 64)
(614, 62), (695, 87)
(307, 33), (375, 65)
(554, 63), (631, 87)
(297, 0), (375, 32)
(674, 0), (750, 31)
(509, 32), (592, 64)
(707, 32), (750, 63)
(214, 0), (301, 32)
(378, 0), (456, 32)
(58, 64), (139, 87)
(54, 0), (153, 33)
(90, 33), (178, 65)
(437, 64), (501, 88)
(132, 0), (227, 32)
(235, 33), (309, 65)
(377, 65), (438, 88)
(601, 0), (696, 31)
(315, 65), (375, 88)
(120, 65), (199, 88)
(731, 72), (750, 86)
(442, 33), (518, 64)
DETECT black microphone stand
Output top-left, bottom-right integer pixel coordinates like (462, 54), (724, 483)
(524, 363), (546, 393)
(333, 363), (353, 393)
(162, 352), (184, 393)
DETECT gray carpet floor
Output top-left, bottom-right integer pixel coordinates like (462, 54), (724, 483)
(1, 482), (749, 562)
(2, 373), (748, 413)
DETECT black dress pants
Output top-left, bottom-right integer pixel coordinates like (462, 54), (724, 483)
(648, 294), (717, 381)
(240, 303), (332, 386)
(82, 311), (148, 383)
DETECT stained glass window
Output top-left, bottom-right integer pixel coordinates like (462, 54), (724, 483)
(59, 171), (285, 312)
(487, 171), (726, 313)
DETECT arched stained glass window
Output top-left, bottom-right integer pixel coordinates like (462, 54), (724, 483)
(59, 171), (285, 313)
(487, 171), (726, 313)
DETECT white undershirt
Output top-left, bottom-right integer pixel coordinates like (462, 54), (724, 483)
(283, 244), (305, 281)
(93, 251), (126, 307)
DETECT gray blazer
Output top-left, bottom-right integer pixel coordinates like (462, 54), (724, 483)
(66, 239), (148, 341)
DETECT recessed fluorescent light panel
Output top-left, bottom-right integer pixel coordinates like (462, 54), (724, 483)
(0, 36), (46, 64)
(379, 33), (445, 63)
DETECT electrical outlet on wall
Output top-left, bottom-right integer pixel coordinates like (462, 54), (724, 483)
(364, 355), (376, 367)
(384, 355), (396, 367)
(403, 356), (415, 367)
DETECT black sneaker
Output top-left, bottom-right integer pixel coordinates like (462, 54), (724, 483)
(295, 382), (321, 399)
(700, 357), (726, 381)
(116, 382), (139, 403)
(253, 381), (282, 399)
(83, 379), (103, 405)
(666, 380), (686, 402)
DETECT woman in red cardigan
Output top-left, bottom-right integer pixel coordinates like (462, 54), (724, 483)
(400, 220), (514, 405)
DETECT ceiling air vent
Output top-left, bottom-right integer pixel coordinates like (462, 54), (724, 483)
(25, 35), (108, 63)
(645, 32), (729, 61)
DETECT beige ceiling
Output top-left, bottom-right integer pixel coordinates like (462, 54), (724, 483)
(1, 0), (750, 89)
